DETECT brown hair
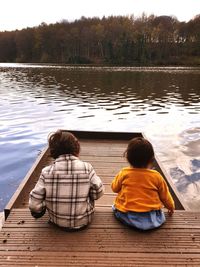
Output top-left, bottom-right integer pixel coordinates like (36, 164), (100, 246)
(48, 130), (80, 159)
(124, 137), (154, 168)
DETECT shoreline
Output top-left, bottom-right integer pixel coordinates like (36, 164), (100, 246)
(0, 62), (200, 67)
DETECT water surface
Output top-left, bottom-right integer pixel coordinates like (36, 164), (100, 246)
(0, 63), (200, 210)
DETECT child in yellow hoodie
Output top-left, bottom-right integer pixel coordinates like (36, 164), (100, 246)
(111, 137), (174, 230)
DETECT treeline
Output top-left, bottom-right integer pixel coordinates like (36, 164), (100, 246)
(0, 14), (200, 65)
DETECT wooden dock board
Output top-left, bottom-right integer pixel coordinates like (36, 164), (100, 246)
(2, 131), (196, 266)
(1, 209), (200, 266)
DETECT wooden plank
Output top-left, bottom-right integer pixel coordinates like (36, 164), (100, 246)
(65, 130), (142, 140)
(1, 252), (200, 266)
(3, 209), (200, 230)
(1, 218), (200, 250)
(1, 225), (200, 253)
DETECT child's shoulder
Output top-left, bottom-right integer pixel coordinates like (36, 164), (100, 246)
(120, 166), (131, 172)
(146, 168), (162, 176)
(42, 164), (53, 173)
(134, 168), (164, 180)
(148, 169), (164, 182)
(72, 158), (94, 172)
(148, 168), (160, 174)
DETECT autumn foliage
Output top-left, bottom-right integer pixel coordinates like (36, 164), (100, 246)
(0, 14), (200, 65)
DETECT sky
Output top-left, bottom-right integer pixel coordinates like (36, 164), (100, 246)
(0, 0), (199, 31)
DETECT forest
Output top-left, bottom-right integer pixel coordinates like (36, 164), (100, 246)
(0, 14), (200, 65)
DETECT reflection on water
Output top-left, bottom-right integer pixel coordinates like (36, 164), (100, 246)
(170, 128), (200, 210)
(0, 63), (200, 210)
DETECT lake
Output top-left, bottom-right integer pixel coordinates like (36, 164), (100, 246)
(0, 63), (200, 211)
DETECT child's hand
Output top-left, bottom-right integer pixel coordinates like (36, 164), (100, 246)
(31, 207), (46, 219)
(168, 209), (174, 216)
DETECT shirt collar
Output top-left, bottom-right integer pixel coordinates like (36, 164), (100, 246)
(55, 154), (79, 162)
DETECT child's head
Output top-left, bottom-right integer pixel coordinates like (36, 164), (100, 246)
(48, 130), (80, 159)
(125, 137), (154, 168)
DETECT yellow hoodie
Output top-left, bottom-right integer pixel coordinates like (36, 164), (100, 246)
(111, 167), (175, 212)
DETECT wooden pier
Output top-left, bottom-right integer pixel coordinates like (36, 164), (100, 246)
(1, 131), (200, 266)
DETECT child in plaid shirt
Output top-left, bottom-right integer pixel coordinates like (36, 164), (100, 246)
(29, 130), (104, 230)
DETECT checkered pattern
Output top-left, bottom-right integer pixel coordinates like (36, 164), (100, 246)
(29, 154), (104, 228)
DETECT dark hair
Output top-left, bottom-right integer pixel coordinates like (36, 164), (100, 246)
(48, 130), (80, 159)
(124, 137), (154, 168)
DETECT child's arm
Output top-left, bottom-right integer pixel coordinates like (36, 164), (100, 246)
(111, 170), (123, 193)
(89, 166), (104, 200)
(29, 173), (46, 218)
(158, 176), (175, 214)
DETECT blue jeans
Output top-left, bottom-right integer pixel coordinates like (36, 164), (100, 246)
(112, 206), (166, 230)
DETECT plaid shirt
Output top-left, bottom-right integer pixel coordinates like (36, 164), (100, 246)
(29, 154), (104, 228)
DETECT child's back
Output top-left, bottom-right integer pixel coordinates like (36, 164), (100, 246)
(111, 137), (174, 230)
(29, 130), (104, 230)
